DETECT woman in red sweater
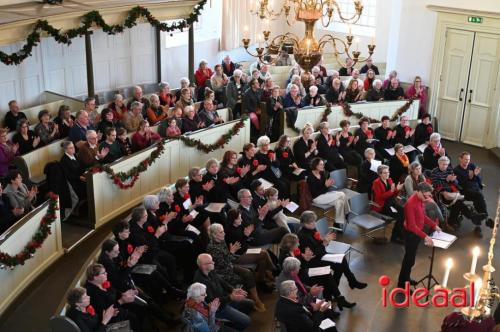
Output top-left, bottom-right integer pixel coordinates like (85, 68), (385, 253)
(194, 60), (214, 101)
(371, 164), (405, 243)
(131, 120), (161, 152)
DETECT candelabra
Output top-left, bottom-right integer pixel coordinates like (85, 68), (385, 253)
(242, 0), (375, 72)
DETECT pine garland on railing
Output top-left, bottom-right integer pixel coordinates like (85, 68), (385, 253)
(0, 193), (59, 269)
(90, 116), (248, 189)
(0, 0), (207, 65)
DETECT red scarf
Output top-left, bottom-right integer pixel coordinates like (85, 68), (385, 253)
(364, 129), (373, 139)
(185, 298), (209, 319)
(432, 142), (441, 155)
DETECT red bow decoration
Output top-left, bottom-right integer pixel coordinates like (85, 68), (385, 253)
(282, 151), (289, 158)
(175, 205), (181, 213)
(102, 280), (111, 289)
(404, 126), (411, 133)
(293, 248), (301, 257)
(183, 193), (190, 200)
(236, 167), (242, 174)
(147, 226), (155, 234)
(426, 126), (433, 134)
(86, 305), (96, 316)
(252, 159), (259, 167)
(127, 244), (134, 254)
(313, 231), (321, 241)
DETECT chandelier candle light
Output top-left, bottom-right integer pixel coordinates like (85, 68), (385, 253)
(242, 0), (375, 72)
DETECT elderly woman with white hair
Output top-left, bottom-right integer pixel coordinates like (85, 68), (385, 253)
(283, 83), (305, 110)
(358, 147), (379, 195)
(286, 74), (306, 96)
(422, 132), (448, 170)
(366, 79), (384, 102)
(226, 69), (245, 119)
(297, 211), (367, 289)
(158, 81), (176, 107)
(325, 77), (345, 105)
(255, 135), (290, 198)
(206, 223), (267, 312)
(304, 85), (326, 107)
(107, 93), (128, 120)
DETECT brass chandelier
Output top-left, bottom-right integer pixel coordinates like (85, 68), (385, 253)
(242, 0), (375, 72)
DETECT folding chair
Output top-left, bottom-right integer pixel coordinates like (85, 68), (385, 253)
(330, 168), (361, 201)
(348, 193), (394, 243)
(315, 217), (361, 261)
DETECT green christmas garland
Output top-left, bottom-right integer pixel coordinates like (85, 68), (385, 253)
(91, 116), (247, 189)
(0, 193), (59, 269)
(0, 1), (207, 66)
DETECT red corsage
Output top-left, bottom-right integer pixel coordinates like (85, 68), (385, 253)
(147, 226), (155, 234)
(366, 131), (373, 139)
(252, 159), (259, 167)
(313, 231), (321, 241)
(159, 214), (167, 222)
(426, 126), (433, 134)
(174, 205), (181, 213)
(293, 248), (301, 257)
(267, 151), (275, 159)
(236, 167), (242, 174)
(282, 151), (289, 158)
(404, 126), (411, 133)
(127, 244), (134, 254)
(102, 280), (111, 289)
(86, 305), (96, 316)
(183, 193), (190, 200)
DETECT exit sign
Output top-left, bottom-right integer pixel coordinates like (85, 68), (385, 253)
(468, 16), (483, 23)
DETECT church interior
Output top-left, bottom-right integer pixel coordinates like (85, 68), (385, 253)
(0, 0), (499, 331)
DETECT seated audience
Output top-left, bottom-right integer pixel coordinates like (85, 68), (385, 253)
(195, 60), (214, 101)
(293, 124), (318, 170)
(60, 141), (86, 217)
(96, 108), (121, 137)
(344, 79), (364, 103)
(207, 223), (267, 312)
(413, 113), (434, 147)
(69, 110), (95, 149)
(198, 99), (224, 127)
(12, 119), (40, 155)
(358, 148), (379, 195)
(286, 75), (306, 96)
(453, 151), (494, 228)
(266, 86), (284, 141)
(116, 127), (133, 157)
(255, 135), (289, 198)
(265, 187), (300, 233)
(99, 127), (123, 164)
(126, 86), (150, 117)
(338, 58), (354, 76)
(4, 170), (36, 213)
(193, 253), (253, 331)
(422, 132), (447, 170)
(261, 77), (275, 101)
(175, 87), (195, 111)
(383, 70), (398, 89)
(406, 76), (428, 118)
(164, 117), (181, 138)
(123, 101), (144, 133)
(182, 105), (205, 134)
(360, 58), (380, 75)
(211, 64), (229, 103)
(131, 120), (161, 152)
(316, 122), (346, 171)
(393, 115), (417, 161)
(4, 100), (27, 132)
(275, 135), (306, 183)
(242, 78), (263, 136)
(54, 105), (75, 138)
(108, 94), (127, 120)
(384, 78), (405, 101)
(337, 120), (363, 168)
(158, 82), (176, 108)
(222, 54), (236, 77)
(0, 128), (18, 178)
(325, 78), (345, 105)
(84, 97), (100, 126)
(65, 287), (118, 332)
(226, 69), (245, 119)
(371, 165), (404, 243)
(363, 69), (377, 91)
(34, 110), (59, 146)
(389, 143), (410, 183)
(175, 77), (196, 102)
(307, 158), (350, 225)
(275, 280), (338, 332)
(77, 130), (109, 169)
(303, 85), (326, 107)
(342, 69), (364, 89)
(146, 94), (169, 125)
(258, 64), (272, 84)
(354, 117), (376, 157)
(374, 115), (396, 159)
(366, 79), (385, 102)
(0, 183), (23, 233)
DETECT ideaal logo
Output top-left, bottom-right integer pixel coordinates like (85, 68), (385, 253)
(379, 275), (475, 308)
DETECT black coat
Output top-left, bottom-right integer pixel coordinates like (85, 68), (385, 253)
(60, 154), (85, 199)
(275, 297), (331, 332)
(66, 307), (106, 332)
(414, 123), (433, 147)
(389, 155), (409, 184)
(192, 269), (234, 307)
(293, 137), (316, 170)
(44, 161), (72, 209)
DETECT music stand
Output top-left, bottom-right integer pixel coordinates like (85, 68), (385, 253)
(416, 246), (440, 296)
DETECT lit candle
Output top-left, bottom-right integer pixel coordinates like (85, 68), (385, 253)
(243, 25), (249, 39)
(265, 19), (270, 31)
(306, 39), (311, 55)
(470, 246), (480, 275)
(348, 25), (352, 36)
(257, 33), (263, 48)
(441, 258), (453, 288)
(354, 37), (359, 51)
(473, 278), (482, 307)
(371, 36), (375, 45)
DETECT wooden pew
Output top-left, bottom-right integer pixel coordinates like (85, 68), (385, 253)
(88, 118), (250, 228)
(0, 198), (63, 316)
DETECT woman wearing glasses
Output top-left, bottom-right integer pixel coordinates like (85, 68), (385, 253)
(12, 119), (40, 155)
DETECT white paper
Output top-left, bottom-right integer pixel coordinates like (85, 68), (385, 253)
(183, 198), (192, 209)
(258, 178), (274, 190)
(403, 145), (416, 153)
(308, 266), (331, 277)
(432, 239), (452, 249)
(369, 159), (382, 173)
(205, 203), (226, 213)
(321, 253), (345, 263)
(189, 210), (199, 219)
(246, 248), (262, 254)
(319, 318), (336, 330)
(385, 148), (395, 156)
(390, 206), (397, 213)
(431, 231), (457, 243)
(292, 168), (305, 176)
(185, 224), (201, 235)
(417, 143), (427, 153)
(315, 299), (332, 309)
(285, 201), (299, 213)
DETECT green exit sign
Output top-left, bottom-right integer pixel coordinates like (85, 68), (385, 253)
(468, 16), (483, 23)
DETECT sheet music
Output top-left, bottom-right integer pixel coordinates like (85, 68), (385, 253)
(183, 198), (192, 209)
(431, 231), (456, 242)
(292, 168), (306, 176)
(205, 203), (226, 213)
(403, 145), (416, 153)
(417, 143), (427, 153)
(258, 178), (274, 190)
(308, 266), (331, 277)
(285, 201), (299, 213)
(321, 254), (345, 263)
(189, 210), (199, 219)
(432, 239), (452, 249)
(369, 159), (382, 173)
(319, 318), (336, 330)
(246, 248), (262, 254)
(186, 224), (201, 235)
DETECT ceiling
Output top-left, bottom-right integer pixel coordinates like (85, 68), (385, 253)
(0, 0), (199, 45)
